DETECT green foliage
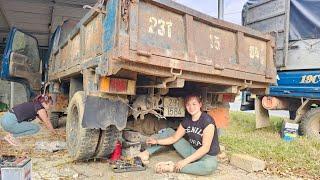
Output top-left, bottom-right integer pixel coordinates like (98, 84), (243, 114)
(0, 102), (8, 112)
(221, 111), (320, 178)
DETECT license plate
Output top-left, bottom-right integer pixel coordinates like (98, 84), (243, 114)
(163, 97), (185, 117)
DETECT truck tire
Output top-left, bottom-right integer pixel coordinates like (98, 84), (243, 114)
(49, 112), (60, 129)
(300, 108), (320, 139)
(289, 110), (296, 120)
(95, 125), (120, 158)
(66, 91), (100, 160)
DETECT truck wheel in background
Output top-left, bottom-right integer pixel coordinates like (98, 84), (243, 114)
(66, 91), (100, 160)
(289, 110), (296, 120)
(49, 112), (60, 129)
(95, 125), (120, 158)
(300, 107), (320, 140)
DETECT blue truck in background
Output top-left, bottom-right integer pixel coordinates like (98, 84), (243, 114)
(242, 0), (320, 140)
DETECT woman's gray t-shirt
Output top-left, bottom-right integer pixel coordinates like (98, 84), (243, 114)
(181, 112), (220, 156)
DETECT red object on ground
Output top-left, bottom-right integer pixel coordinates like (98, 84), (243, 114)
(110, 140), (122, 161)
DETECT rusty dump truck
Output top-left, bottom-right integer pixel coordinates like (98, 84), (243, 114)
(0, 0), (276, 160)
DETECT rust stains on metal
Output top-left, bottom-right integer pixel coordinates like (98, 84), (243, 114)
(48, 0), (276, 91)
(50, 93), (68, 112)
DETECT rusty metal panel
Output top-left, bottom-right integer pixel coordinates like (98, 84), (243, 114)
(70, 32), (81, 63)
(193, 20), (237, 66)
(127, 0), (270, 76)
(50, 93), (68, 112)
(286, 39), (320, 70)
(84, 14), (103, 60)
(243, 36), (267, 74)
(134, 1), (187, 60)
(244, 0), (286, 25)
(48, 0), (276, 89)
(52, 53), (60, 73)
(60, 43), (70, 70)
(243, 0), (290, 68)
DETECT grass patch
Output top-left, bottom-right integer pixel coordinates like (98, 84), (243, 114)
(220, 111), (320, 178)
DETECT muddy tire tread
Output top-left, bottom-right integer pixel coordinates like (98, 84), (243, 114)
(95, 125), (120, 158)
(66, 91), (100, 160)
(300, 107), (320, 139)
(49, 112), (60, 129)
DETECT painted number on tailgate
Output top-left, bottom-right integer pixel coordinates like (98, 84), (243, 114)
(209, 34), (221, 50)
(163, 97), (185, 117)
(249, 46), (260, 59)
(148, 17), (173, 38)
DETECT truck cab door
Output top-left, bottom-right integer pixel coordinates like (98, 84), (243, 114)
(1, 28), (42, 95)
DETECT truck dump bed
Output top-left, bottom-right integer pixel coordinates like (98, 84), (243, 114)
(49, 0), (276, 90)
(243, 0), (320, 70)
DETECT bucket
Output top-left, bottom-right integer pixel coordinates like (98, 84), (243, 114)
(282, 122), (299, 142)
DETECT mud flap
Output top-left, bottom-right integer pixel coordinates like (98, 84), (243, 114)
(82, 96), (128, 130)
(255, 97), (270, 129)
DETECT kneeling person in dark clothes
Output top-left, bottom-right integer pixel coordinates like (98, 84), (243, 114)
(0, 94), (56, 146)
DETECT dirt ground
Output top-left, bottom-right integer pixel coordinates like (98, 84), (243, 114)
(0, 116), (300, 180)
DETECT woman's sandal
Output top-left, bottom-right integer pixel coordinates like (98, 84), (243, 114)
(155, 161), (175, 173)
(3, 134), (19, 146)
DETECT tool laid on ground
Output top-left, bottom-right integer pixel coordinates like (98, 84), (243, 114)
(110, 156), (146, 173)
(0, 155), (31, 180)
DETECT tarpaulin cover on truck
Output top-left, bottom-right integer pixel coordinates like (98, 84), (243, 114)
(243, 0), (320, 40)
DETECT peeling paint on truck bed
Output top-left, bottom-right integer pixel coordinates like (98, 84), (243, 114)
(48, 0), (276, 91)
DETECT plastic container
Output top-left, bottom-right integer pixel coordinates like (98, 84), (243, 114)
(282, 122), (299, 142)
(0, 156), (31, 180)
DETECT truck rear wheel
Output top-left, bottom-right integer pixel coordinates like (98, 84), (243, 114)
(300, 108), (320, 139)
(49, 112), (60, 129)
(66, 91), (100, 160)
(95, 125), (120, 158)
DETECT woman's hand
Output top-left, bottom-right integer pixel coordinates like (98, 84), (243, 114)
(174, 159), (189, 172)
(146, 137), (158, 145)
(38, 109), (55, 133)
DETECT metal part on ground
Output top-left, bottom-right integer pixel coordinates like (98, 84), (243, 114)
(122, 130), (141, 142)
(111, 157), (146, 173)
(121, 143), (141, 158)
(122, 141), (140, 148)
